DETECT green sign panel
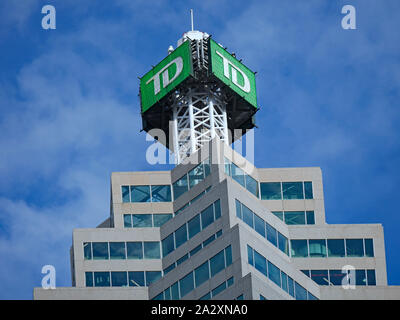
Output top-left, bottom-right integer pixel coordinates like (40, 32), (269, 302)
(209, 39), (258, 109)
(140, 41), (193, 113)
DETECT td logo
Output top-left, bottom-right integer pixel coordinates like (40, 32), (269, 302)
(146, 57), (183, 95)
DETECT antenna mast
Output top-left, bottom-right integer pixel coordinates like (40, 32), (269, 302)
(190, 9), (194, 31)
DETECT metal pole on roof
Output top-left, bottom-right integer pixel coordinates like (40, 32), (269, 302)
(190, 9), (194, 31)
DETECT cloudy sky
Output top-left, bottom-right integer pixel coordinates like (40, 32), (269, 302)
(0, 0), (399, 299)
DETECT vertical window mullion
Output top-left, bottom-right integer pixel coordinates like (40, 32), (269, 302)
(280, 182), (283, 200)
(344, 239), (348, 257)
(302, 181), (305, 200)
(363, 239), (366, 257)
(142, 241), (145, 260)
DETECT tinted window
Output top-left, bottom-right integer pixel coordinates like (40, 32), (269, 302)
(144, 242), (160, 259)
(146, 271), (162, 286)
(94, 272), (110, 287)
(210, 250), (225, 277)
(235, 199), (242, 219)
(284, 211), (305, 225)
(231, 164), (245, 187)
(346, 239), (364, 257)
(304, 181), (313, 199)
(123, 214), (132, 228)
(294, 282), (307, 300)
(364, 239), (374, 257)
(290, 240), (308, 258)
(282, 182), (303, 199)
(309, 239), (327, 257)
(122, 186), (130, 202)
(153, 214), (172, 227)
(132, 214), (152, 228)
(311, 270), (329, 285)
(151, 185), (172, 202)
(306, 211), (315, 224)
(242, 204), (254, 228)
(92, 242), (108, 260)
(173, 175), (188, 199)
(367, 270), (376, 286)
(356, 269), (367, 286)
(188, 214), (201, 239)
(247, 245), (254, 266)
(175, 224), (188, 249)
(201, 204), (214, 229)
(245, 174), (259, 197)
(109, 242), (125, 260)
(329, 270), (346, 286)
(327, 239), (345, 257)
(188, 164), (204, 188)
(179, 272), (194, 297)
(266, 223), (277, 247)
(195, 261), (210, 287)
(260, 182), (281, 200)
(254, 250), (267, 275)
(111, 272), (127, 287)
(85, 272), (93, 287)
(214, 199), (221, 220)
(126, 242), (143, 260)
(254, 214), (265, 237)
(272, 211), (283, 221)
(83, 242), (92, 260)
(131, 185), (151, 202)
(267, 261), (281, 287)
(278, 232), (289, 255)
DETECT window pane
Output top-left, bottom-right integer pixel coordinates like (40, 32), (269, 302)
(204, 158), (211, 177)
(212, 282), (226, 297)
(281, 272), (288, 293)
(131, 185), (151, 202)
(171, 282), (179, 300)
(173, 175), (188, 199)
(203, 235), (215, 247)
(83, 242), (92, 260)
(153, 214), (173, 227)
(224, 158), (231, 176)
(356, 270), (367, 286)
(304, 181), (313, 199)
(123, 214), (132, 228)
(288, 277), (295, 297)
(266, 223), (278, 247)
(306, 211), (315, 225)
(278, 232), (289, 255)
(346, 239), (364, 257)
(225, 245), (233, 266)
(364, 239), (374, 257)
(126, 242), (143, 259)
(254, 214), (265, 237)
(201, 204), (214, 229)
(110, 242), (126, 260)
(146, 271), (162, 286)
(367, 270), (376, 286)
(210, 250), (225, 277)
(195, 261), (210, 287)
(94, 272), (110, 287)
(247, 245), (254, 266)
(254, 250), (267, 275)
(144, 242), (160, 259)
(153, 293), (163, 300)
(260, 182), (281, 200)
(272, 211), (283, 221)
(294, 282), (307, 300)
(162, 234), (175, 257)
(227, 277), (234, 287)
(175, 224), (188, 249)
(122, 186), (130, 202)
(214, 199), (221, 220)
(242, 204), (254, 228)
(128, 271), (145, 287)
(200, 292), (211, 300)
(92, 242), (109, 260)
(311, 270), (329, 285)
(329, 270), (346, 286)
(85, 272), (93, 287)
(164, 288), (171, 300)
(188, 164), (204, 188)
(282, 182), (303, 200)
(309, 239), (327, 257)
(179, 272), (194, 297)
(327, 239), (345, 257)
(190, 244), (202, 257)
(132, 214), (152, 228)
(301, 270), (310, 277)
(290, 240), (308, 258)
(111, 271), (127, 287)
(231, 164), (245, 187)
(177, 254), (188, 265)
(245, 174), (259, 197)
(188, 214), (201, 239)
(235, 200), (242, 219)
(284, 211), (306, 225)
(164, 264), (175, 275)
(151, 185), (172, 202)
(267, 261), (281, 287)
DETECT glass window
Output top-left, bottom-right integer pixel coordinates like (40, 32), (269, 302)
(83, 242), (92, 260)
(173, 175), (188, 199)
(306, 211), (315, 225)
(210, 250), (225, 277)
(266, 223), (278, 247)
(235, 200), (242, 219)
(225, 246), (232, 267)
(153, 292), (163, 300)
(164, 287), (171, 300)
(282, 182), (303, 199)
(153, 214), (172, 227)
(294, 282), (307, 300)
(146, 271), (162, 286)
(308, 293), (318, 300)
(94, 272), (110, 287)
(309, 239), (327, 257)
(236, 294), (244, 300)
(254, 250), (267, 275)
(132, 214), (152, 228)
(284, 211), (305, 225)
(356, 269), (367, 286)
(164, 264), (175, 275)
(214, 199), (221, 220)
(245, 174), (259, 197)
(144, 242), (160, 259)
(201, 204), (214, 229)
(203, 235), (215, 247)
(301, 270), (310, 277)
(212, 282), (226, 297)
(171, 282), (179, 300)
(110, 242), (126, 260)
(224, 158), (231, 176)
(247, 245), (254, 266)
(367, 270), (376, 286)
(288, 277), (295, 297)
(179, 272), (194, 297)
(278, 232), (289, 255)
(346, 239), (364, 257)
(227, 277), (234, 287)
(231, 164), (245, 187)
(200, 292), (211, 300)
(190, 244), (202, 257)
(195, 261), (210, 287)
(111, 271), (127, 287)
(161, 234), (175, 258)
(216, 229), (223, 238)
(122, 186), (130, 203)
(260, 182), (281, 200)
(175, 224), (188, 249)
(304, 181), (313, 199)
(126, 242), (143, 260)
(188, 214), (201, 239)
(272, 211), (283, 221)
(327, 239), (345, 257)
(329, 270), (346, 286)
(267, 261), (281, 287)
(204, 158), (211, 177)
(290, 240), (308, 258)
(281, 272), (288, 293)
(188, 164), (204, 188)
(92, 242), (109, 260)
(85, 272), (93, 287)
(260, 294), (267, 300)
(242, 204), (254, 228)
(254, 214), (265, 237)
(131, 185), (151, 203)
(151, 185), (172, 202)
(364, 239), (374, 257)
(123, 214), (132, 228)
(311, 270), (329, 285)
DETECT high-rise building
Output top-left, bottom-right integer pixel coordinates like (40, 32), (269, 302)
(34, 29), (400, 300)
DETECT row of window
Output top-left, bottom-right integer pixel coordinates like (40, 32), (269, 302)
(152, 245), (232, 300)
(173, 159), (211, 200)
(122, 184), (172, 203)
(290, 238), (374, 258)
(85, 270), (162, 287)
(272, 210), (315, 225)
(162, 199), (221, 257)
(175, 186), (211, 215)
(301, 269), (376, 286)
(236, 199), (289, 255)
(83, 241), (161, 260)
(164, 230), (223, 275)
(247, 245), (318, 300)
(199, 277), (234, 300)
(123, 213), (173, 228)
(261, 181), (313, 200)
(224, 158), (259, 198)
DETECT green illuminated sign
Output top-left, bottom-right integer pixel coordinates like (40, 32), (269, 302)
(140, 41), (193, 113)
(209, 39), (257, 109)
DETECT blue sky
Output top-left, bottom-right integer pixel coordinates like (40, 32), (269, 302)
(0, 0), (399, 299)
